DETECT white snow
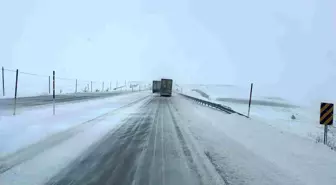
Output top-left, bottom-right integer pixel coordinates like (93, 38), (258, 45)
(173, 96), (336, 185)
(0, 95), (150, 185)
(0, 91), (150, 157)
(1, 92), (335, 184)
(180, 84), (334, 141)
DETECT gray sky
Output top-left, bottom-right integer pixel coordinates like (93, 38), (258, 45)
(1, 0), (336, 105)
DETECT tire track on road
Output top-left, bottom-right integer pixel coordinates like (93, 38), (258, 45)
(132, 97), (161, 185)
(167, 100), (204, 185)
(161, 105), (166, 185)
(167, 99), (228, 185)
(45, 96), (227, 185)
(46, 97), (159, 185)
(163, 98), (193, 185)
(135, 98), (162, 185)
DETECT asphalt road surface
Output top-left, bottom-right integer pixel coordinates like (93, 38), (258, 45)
(0, 92), (130, 111)
(46, 96), (225, 185)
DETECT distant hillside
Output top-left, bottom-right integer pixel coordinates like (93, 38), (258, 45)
(215, 97), (299, 108)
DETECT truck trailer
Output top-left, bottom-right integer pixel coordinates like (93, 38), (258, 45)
(152, 80), (161, 93)
(160, 78), (173, 97)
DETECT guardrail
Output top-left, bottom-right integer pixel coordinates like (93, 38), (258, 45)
(178, 93), (248, 118)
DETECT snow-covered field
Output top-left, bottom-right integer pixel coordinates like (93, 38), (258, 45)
(0, 91), (150, 158)
(180, 84), (335, 142)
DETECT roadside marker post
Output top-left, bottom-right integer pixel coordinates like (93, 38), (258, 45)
(247, 83), (253, 118)
(13, 69), (19, 115)
(49, 76), (51, 94)
(75, 79), (78, 93)
(2, 66), (5, 96)
(320, 102), (334, 145)
(53, 71), (55, 115)
(102, 82), (104, 92)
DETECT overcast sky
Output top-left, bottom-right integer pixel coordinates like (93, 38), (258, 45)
(1, 0), (336, 104)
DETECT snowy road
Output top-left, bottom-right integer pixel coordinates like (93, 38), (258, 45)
(46, 96), (224, 185)
(1, 93), (336, 185)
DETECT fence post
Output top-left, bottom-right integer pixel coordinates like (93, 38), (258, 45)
(2, 67), (5, 96)
(247, 83), (253, 118)
(75, 79), (78, 93)
(13, 69), (19, 115)
(90, 81), (92, 92)
(48, 76), (51, 94)
(53, 71), (55, 115)
(102, 82), (104, 92)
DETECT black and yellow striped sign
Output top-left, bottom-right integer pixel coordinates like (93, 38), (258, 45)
(320, 102), (334, 125)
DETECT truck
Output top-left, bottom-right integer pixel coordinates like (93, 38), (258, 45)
(152, 80), (161, 93)
(160, 78), (173, 97)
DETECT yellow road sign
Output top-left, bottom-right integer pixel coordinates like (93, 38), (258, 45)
(320, 102), (334, 125)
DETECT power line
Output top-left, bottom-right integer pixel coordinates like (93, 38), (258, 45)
(19, 71), (49, 77)
(3, 68), (49, 77)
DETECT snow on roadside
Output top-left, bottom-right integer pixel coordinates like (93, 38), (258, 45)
(181, 84), (253, 101)
(179, 84), (331, 142)
(173, 96), (336, 185)
(182, 89), (209, 101)
(0, 92), (150, 157)
(0, 96), (148, 185)
(180, 85), (251, 114)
